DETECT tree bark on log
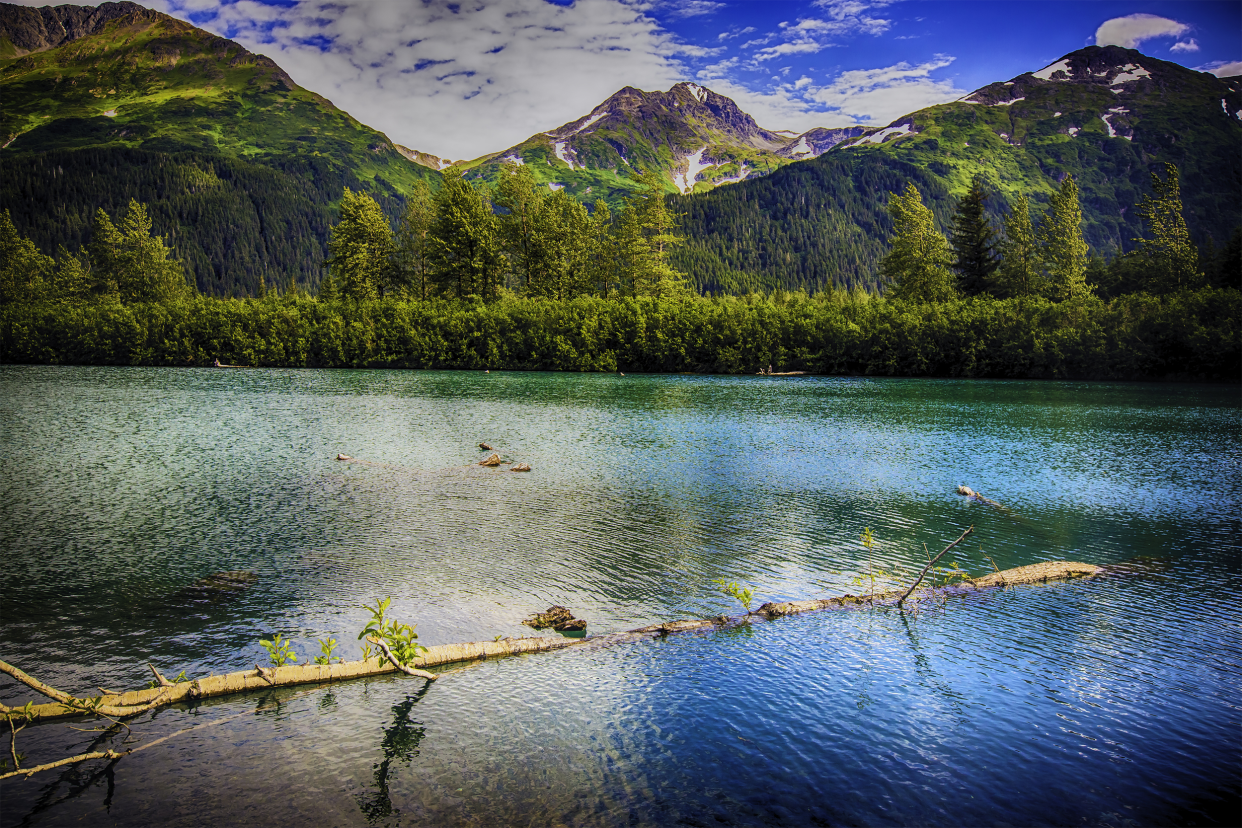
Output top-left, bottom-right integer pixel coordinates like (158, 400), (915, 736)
(2, 560), (1103, 724)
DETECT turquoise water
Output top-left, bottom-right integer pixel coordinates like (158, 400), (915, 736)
(1, 366), (1238, 826)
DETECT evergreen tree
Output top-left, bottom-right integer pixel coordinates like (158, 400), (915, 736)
(429, 168), (506, 300)
(586, 201), (618, 298)
(87, 200), (189, 304)
(494, 162), (547, 293)
(325, 188), (393, 301)
(1037, 176), (1091, 300)
(0, 209), (53, 304)
(881, 183), (956, 302)
(994, 194), (1041, 298)
(1133, 163), (1203, 293)
(949, 177), (999, 295)
(529, 191), (592, 300)
(631, 169), (690, 298)
(394, 179), (435, 300)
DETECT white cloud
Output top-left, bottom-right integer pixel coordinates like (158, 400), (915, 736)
(660, 0), (727, 19)
(755, 41), (828, 61)
(717, 26), (756, 41)
(1197, 59), (1242, 77)
(804, 56), (964, 123)
(1094, 14), (1189, 49)
(1169, 39), (1199, 54)
(794, 76), (813, 89)
(696, 57), (739, 80)
(142, 0), (688, 160)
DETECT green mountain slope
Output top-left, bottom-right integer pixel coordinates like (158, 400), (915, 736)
(675, 46), (1242, 294)
(0, 1), (438, 296)
(455, 83), (865, 206)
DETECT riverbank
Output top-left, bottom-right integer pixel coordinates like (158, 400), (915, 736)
(2, 288), (1237, 379)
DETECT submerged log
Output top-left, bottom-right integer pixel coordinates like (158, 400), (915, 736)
(957, 485), (1002, 508)
(3, 559), (1103, 723)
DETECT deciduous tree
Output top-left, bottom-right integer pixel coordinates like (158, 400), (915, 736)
(881, 183), (956, 302)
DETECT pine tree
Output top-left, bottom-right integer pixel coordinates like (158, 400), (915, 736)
(494, 162), (547, 293)
(394, 179), (435, 300)
(0, 209), (53, 303)
(586, 201), (618, 298)
(529, 190), (592, 300)
(325, 188), (393, 301)
(1037, 176), (1091, 300)
(630, 169), (690, 298)
(994, 194), (1042, 298)
(949, 177), (999, 295)
(880, 183), (956, 302)
(1133, 163), (1203, 293)
(429, 168), (506, 300)
(87, 200), (189, 304)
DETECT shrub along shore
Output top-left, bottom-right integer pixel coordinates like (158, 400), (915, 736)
(2, 288), (1237, 380)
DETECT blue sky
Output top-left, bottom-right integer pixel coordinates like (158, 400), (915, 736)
(22, 0), (1241, 159)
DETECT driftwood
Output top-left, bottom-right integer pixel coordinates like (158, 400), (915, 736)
(1, 558), (1104, 727)
(957, 485), (1002, 508)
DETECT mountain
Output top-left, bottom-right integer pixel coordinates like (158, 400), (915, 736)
(0, 1), (437, 295)
(451, 82), (862, 205)
(673, 46), (1242, 294)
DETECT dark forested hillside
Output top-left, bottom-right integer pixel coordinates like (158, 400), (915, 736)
(670, 155), (954, 294)
(0, 1), (434, 295)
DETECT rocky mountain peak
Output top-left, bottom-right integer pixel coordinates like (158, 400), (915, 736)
(0, 1), (156, 57)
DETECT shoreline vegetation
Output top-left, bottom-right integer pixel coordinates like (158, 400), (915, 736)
(2, 164), (1238, 380)
(2, 287), (1237, 379)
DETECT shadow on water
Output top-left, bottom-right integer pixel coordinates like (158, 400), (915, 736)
(357, 683), (431, 826)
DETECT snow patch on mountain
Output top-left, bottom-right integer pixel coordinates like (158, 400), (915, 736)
(1222, 98), (1229, 115)
(103, 109), (117, 117)
(715, 164), (752, 186)
(674, 146), (712, 194)
(552, 141), (577, 170)
(993, 97), (1025, 106)
(564, 111), (608, 137)
(548, 182), (564, 191)
(789, 136), (812, 155)
(684, 83), (708, 103)
(1111, 64), (1150, 85)
(1068, 127), (1079, 136)
(1054, 112), (1062, 117)
(860, 123), (912, 144)
(1101, 114), (1117, 137)
(1033, 59), (1071, 80)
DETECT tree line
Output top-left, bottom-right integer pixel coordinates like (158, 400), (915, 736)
(318, 164), (691, 303)
(882, 164), (1240, 303)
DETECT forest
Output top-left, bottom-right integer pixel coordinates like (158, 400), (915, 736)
(1, 161), (1237, 380)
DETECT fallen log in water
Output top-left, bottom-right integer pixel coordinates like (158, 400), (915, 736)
(2, 559), (1102, 724)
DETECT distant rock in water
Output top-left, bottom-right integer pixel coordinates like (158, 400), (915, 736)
(172, 571), (258, 604)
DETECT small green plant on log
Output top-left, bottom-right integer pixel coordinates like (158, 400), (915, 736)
(259, 633), (298, 667)
(712, 580), (755, 613)
(314, 637), (340, 665)
(359, 598), (428, 666)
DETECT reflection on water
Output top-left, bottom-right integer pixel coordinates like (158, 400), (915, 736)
(0, 366), (1238, 826)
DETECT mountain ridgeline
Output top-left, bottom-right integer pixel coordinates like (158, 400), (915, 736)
(456, 82), (865, 204)
(1, 0), (1239, 299)
(0, 1), (437, 296)
(673, 46), (1242, 293)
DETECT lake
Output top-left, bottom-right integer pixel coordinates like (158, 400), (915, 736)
(1, 366), (1238, 827)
